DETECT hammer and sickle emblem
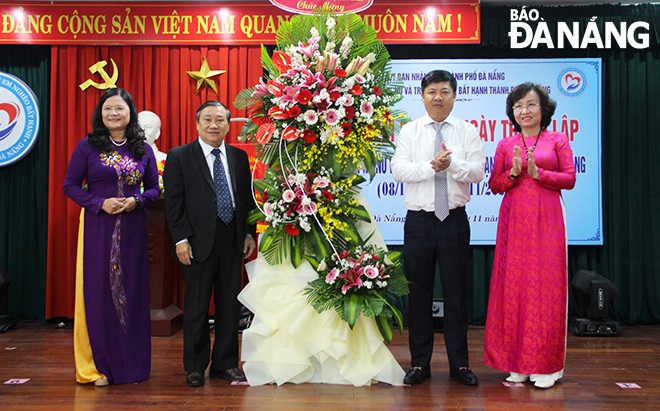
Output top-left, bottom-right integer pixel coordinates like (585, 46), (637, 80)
(79, 59), (119, 91)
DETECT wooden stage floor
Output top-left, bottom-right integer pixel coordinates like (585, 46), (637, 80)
(1, 321), (659, 410)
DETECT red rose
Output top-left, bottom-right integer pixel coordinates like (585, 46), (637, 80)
(373, 86), (382, 96)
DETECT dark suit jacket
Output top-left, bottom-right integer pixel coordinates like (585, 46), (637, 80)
(164, 139), (256, 262)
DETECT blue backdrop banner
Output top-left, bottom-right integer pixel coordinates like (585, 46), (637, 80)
(360, 58), (603, 245)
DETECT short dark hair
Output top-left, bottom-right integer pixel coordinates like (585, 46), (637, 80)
(196, 100), (231, 122)
(506, 82), (556, 133)
(421, 70), (457, 94)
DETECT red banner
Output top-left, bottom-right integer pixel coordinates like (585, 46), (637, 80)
(269, 0), (374, 15)
(0, 1), (480, 45)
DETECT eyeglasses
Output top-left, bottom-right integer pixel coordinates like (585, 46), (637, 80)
(512, 102), (541, 112)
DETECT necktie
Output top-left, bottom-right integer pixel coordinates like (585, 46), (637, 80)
(211, 148), (234, 224)
(432, 122), (450, 221)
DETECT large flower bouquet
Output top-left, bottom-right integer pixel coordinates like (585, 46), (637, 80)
(234, 12), (408, 342)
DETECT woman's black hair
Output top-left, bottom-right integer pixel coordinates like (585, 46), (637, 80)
(505, 82), (556, 133)
(87, 88), (146, 158)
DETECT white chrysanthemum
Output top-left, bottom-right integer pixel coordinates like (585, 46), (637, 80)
(300, 217), (312, 232)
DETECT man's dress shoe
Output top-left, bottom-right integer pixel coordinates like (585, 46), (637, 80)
(403, 366), (431, 385)
(209, 367), (247, 382)
(186, 371), (205, 387)
(450, 367), (479, 386)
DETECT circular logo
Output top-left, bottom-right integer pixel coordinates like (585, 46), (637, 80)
(558, 68), (586, 97)
(0, 72), (40, 167)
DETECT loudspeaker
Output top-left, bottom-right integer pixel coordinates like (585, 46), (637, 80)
(569, 317), (621, 336)
(432, 299), (444, 332)
(572, 269), (617, 319)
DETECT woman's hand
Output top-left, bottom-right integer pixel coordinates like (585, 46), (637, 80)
(102, 198), (126, 214)
(102, 197), (138, 214)
(526, 147), (539, 180)
(510, 145), (522, 178)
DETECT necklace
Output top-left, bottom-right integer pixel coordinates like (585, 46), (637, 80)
(109, 137), (127, 147)
(520, 130), (541, 154)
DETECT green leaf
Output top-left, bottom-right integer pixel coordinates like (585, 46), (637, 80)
(259, 227), (289, 265)
(307, 225), (332, 261)
(253, 179), (279, 194)
(386, 250), (402, 263)
(291, 234), (302, 268)
(246, 208), (265, 225)
(362, 149), (377, 181)
(232, 87), (259, 111)
(350, 204), (372, 223)
(303, 255), (320, 270)
(348, 173), (367, 187)
(261, 44), (279, 79)
(376, 314), (393, 344)
(344, 293), (362, 329)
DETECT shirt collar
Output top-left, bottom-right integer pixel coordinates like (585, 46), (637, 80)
(197, 137), (226, 157)
(423, 113), (457, 128)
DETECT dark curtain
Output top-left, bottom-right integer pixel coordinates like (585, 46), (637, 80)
(0, 45), (50, 321)
(389, 3), (660, 325)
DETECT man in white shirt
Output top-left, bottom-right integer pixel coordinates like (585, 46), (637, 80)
(391, 70), (485, 386)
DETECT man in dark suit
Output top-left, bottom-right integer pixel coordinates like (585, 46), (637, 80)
(164, 100), (256, 387)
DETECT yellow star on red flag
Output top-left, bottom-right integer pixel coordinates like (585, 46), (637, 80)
(186, 57), (226, 94)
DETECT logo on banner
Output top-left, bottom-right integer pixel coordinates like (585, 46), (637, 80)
(79, 59), (119, 91)
(0, 72), (40, 167)
(269, 0), (373, 15)
(558, 68), (586, 96)
(509, 8), (650, 49)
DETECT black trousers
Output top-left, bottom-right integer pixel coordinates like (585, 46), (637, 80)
(181, 218), (242, 373)
(403, 208), (471, 369)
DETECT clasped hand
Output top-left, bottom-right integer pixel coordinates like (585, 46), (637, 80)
(511, 145), (539, 180)
(430, 142), (453, 172)
(102, 197), (138, 215)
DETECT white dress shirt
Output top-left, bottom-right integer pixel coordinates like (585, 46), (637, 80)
(391, 113), (485, 211)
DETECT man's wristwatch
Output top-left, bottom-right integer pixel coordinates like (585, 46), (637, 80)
(133, 195), (141, 208)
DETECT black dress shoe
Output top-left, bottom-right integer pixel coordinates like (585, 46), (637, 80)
(209, 367), (247, 382)
(404, 366), (431, 385)
(450, 367), (478, 386)
(186, 371), (205, 387)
